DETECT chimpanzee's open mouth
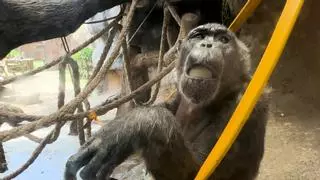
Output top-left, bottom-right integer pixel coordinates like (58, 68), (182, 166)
(186, 65), (214, 79)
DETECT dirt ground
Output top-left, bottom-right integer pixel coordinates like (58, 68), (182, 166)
(258, 91), (320, 179)
(0, 70), (319, 179)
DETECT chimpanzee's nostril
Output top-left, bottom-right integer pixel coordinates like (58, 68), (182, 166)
(206, 44), (212, 48)
(201, 43), (206, 47)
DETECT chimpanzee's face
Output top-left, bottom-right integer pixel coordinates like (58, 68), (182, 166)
(176, 23), (250, 105)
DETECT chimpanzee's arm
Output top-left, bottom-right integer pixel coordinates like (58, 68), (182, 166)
(64, 103), (199, 180)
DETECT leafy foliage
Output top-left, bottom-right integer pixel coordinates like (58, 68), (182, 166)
(6, 49), (22, 58)
(72, 47), (93, 79)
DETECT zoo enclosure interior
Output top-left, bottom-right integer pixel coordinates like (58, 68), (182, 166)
(0, 1), (308, 179)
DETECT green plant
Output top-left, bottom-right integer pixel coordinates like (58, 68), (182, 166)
(72, 47), (93, 79)
(33, 60), (45, 68)
(6, 49), (22, 58)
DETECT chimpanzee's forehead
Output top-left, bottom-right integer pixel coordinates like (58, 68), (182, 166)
(189, 23), (230, 35)
(198, 23), (227, 31)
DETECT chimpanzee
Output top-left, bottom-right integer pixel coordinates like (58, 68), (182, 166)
(64, 23), (270, 180)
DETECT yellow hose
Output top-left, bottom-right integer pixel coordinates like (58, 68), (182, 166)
(229, 0), (262, 32)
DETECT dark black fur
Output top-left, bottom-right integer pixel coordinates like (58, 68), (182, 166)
(64, 23), (269, 180)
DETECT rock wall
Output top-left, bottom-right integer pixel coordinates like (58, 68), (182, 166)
(238, 0), (320, 110)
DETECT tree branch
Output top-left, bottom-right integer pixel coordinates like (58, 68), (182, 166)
(0, 0), (129, 58)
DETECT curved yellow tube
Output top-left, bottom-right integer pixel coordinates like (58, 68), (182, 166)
(194, 0), (305, 179)
(229, 0), (262, 32)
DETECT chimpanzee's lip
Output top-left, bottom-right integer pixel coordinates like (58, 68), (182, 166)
(186, 64), (216, 80)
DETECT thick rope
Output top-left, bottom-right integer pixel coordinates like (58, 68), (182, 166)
(60, 36), (85, 142)
(140, 5), (170, 106)
(47, 56), (68, 144)
(122, 5), (170, 106)
(121, 39), (136, 105)
(83, 101), (91, 138)
(67, 59), (86, 145)
(1, 130), (56, 180)
(0, 112), (43, 123)
(0, 5), (194, 178)
(0, 0), (139, 142)
(0, 6), (129, 179)
(166, 3), (181, 27)
(0, 61), (175, 142)
(47, 55), (85, 144)
(61, 36), (71, 53)
(86, 25), (121, 85)
(0, 12), (201, 143)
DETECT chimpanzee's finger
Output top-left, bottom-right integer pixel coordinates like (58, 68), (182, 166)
(79, 146), (112, 180)
(79, 135), (96, 149)
(96, 155), (119, 180)
(96, 142), (136, 180)
(64, 139), (101, 179)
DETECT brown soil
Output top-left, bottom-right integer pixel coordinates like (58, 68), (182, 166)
(258, 92), (320, 180)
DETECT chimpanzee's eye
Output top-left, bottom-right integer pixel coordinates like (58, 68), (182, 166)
(217, 34), (231, 44)
(190, 32), (205, 39)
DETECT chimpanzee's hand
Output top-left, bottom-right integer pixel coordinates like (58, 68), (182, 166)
(64, 107), (177, 180)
